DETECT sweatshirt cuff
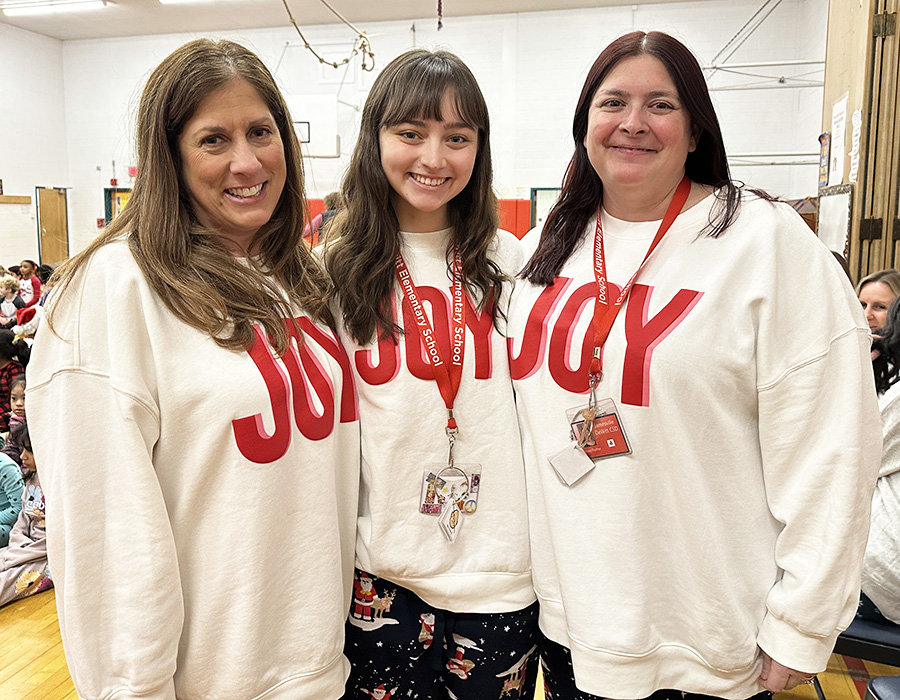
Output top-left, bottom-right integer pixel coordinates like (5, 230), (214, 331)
(757, 612), (839, 674)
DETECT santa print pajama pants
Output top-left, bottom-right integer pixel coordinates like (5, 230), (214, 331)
(541, 637), (775, 700)
(341, 568), (540, 700)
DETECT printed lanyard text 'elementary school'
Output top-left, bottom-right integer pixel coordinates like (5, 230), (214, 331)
(395, 250), (482, 543)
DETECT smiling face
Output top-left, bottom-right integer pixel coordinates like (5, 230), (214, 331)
(859, 281), (897, 333)
(584, 53), (697, 220)
(177, 79), (286, 254)
(378, 90), (478, 233)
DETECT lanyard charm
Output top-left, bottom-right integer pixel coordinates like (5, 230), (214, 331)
(577, 374), (600, 448)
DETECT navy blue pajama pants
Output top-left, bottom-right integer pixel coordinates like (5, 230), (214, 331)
(341, 568), (540, 700)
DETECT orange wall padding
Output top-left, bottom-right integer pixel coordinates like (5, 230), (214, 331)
(306, 198), (532, 239)
(498, 199), (532, 239)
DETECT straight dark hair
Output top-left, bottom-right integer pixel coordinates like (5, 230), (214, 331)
(522, 30), (772, 285)
(873, 295), (900, 395)
(324, 48), (503, 345)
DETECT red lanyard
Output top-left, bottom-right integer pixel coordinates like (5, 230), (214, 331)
(394, 250), (465, 434)
(589, 175), (692, 380)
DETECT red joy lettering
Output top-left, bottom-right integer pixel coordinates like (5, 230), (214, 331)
(281, 320), (336, 441)
(297, 317), (359, 422)
(355, 285), (496, 386)
(548, 282), (594, 393)
(232, 325), (293, 463)
(621, 284), (702, 406)
(465, 290), (494, 379)
(508, 278), (569, 380)
(233, 318), (356, 462)
(403, 286), (450, 380)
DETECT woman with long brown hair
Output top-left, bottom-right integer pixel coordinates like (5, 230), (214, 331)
(325, 48), (538, 700)
(27, 38), (359, 700)
(509, 30), (880, 700)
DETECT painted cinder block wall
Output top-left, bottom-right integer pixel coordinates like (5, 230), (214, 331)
(0, 0), (827, 257)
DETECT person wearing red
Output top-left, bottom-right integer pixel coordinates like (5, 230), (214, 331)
(352, 571), (377, 622)
(17, 260), (41, 308)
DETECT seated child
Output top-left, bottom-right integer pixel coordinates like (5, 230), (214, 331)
(0, 450), (23, 547)
(0, 275), (24, 329)
(0, 329), (28, 434)
(0, 421), (51, 607)
(1, 377), (26, 469)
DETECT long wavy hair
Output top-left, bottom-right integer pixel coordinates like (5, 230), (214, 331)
(47, 38), (331, 354)
(324, 48), (503, 345)
(522, 30), (771, 285)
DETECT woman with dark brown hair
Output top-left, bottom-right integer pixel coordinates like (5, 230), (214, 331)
(508, 31), (880, 700)
(325, 48), (538, 700)
(27, 38), (359, 700)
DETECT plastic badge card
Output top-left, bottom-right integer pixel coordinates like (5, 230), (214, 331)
(565, 398), (632, 462)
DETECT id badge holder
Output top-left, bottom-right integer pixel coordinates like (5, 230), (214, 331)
(565, 397), (631, 462)
(419, 463), (482, 543)
(547, 441), (595, 486)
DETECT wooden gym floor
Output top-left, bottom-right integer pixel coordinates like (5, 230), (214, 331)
(1, 590), (896, 700)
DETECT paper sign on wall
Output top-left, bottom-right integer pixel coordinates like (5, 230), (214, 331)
(829, 94), (848, 187)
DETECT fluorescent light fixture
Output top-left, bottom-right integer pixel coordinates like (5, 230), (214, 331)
(1, 0), (105, 15)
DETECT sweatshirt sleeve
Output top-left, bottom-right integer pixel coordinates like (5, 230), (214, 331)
(877, 386), (900, 479)
(753, 207), (881, 673)
(0, 457), (24, 527)
(23, 277), (42, 308)
(26, 249), (182, 700)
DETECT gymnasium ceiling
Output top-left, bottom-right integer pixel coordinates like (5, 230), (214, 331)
(0, 0), (717, 42)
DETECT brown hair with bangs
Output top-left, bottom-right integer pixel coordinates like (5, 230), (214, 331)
(47, 38), (331, 355)
(324, 48), (503, 345)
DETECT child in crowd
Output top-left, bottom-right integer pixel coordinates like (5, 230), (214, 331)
(0, 330), (28, 434)
(0, 450), (23, 548)
(0, 276), (25, 328)
(2, 377), (26, 469)
(0, 421), (51, 607)
(17, 260), (41, 308)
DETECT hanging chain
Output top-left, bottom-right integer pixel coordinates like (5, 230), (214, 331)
(280, 0), (375, 71)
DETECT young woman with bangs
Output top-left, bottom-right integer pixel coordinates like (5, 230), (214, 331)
(324, 48), (538, 700)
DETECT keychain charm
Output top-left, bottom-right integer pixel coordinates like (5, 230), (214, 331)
(419, 464), (482, 542)
(566, 397), (632, 462)
(576, 407), (597, 448)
